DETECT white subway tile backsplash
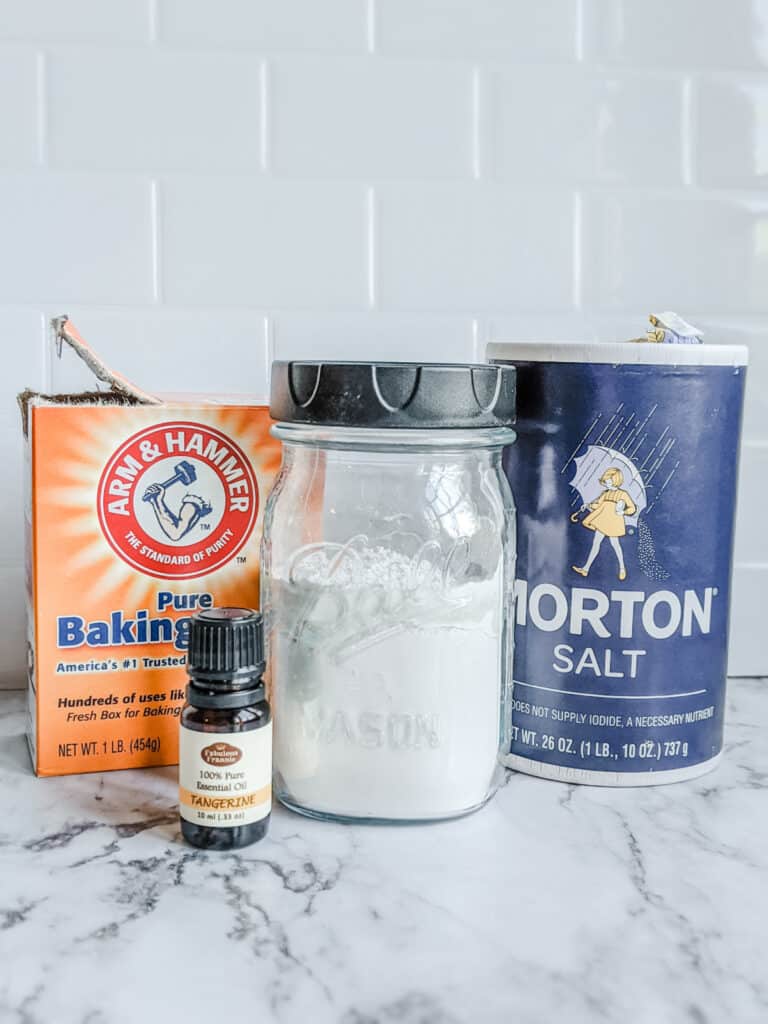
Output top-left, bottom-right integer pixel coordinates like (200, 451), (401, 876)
(0, 436), (23, 567)
(271, 57), (472, 178)
(48, 308), (271, 397)
(377, 185), (574, 311)
(582, 195), (768, 314)
(158, 0), (366, 53)
(161, 179), (367, 309)
(272, 312), (475, 361)
(584, 0), (768, 70)
(486, 315), (596, 346)
(0, 49), (39, 168)
(695, 77), (768, 187)
(0, 175), (154, 305)
(0, 2), (765, 673)
(729, 566), (768, 675)
(0, 565), (25, 689)
(48, 50), (261, 172)
(735, 445), (768, 563)
(2, 311), (44, 578)
(484, 69), (683, 185)
(377, 0), (577, 61)
(1, 310), (46, 430)
(0, 0), (149, 44)
(690, 318), (768, 443)
(582, 313), (653, 343)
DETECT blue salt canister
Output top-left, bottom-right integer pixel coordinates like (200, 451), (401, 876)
(488, 341), (748, 785)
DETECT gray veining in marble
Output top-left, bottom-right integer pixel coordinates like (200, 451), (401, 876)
(0, 682), (766, 1024)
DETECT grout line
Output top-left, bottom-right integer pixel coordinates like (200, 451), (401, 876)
(150, 180), (163, 304)
(366, 0), (376, 54)
(5, 301), (768, 326)
(575, 0), (586, 61)
(43, 313), (54, 392)
(572, 192), (583, 309)
(366, 186), (377, 309)
(35, 51), (47, 166)
(263, 315), (274, 389)
(148, 0), (159, 43)
(681, 75), (695, 186)
(471, 66), (481, 180)
(28, 175), (768, 203)
(471, 319), (483, 362)
(260, 60), (270, 172)
(11, 33), (768, 72)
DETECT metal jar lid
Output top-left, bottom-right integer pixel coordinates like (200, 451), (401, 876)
(269, 361), (516, 429)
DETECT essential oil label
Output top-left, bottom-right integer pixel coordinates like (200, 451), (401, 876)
(179, 725), (272, 827)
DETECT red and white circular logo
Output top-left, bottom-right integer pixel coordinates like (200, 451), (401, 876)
(97, 421), (258, 580)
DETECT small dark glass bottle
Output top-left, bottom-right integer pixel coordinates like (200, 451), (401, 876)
(179, 607), (271, 850)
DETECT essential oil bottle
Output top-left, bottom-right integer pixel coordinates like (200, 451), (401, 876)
(179, 607), (271, 850)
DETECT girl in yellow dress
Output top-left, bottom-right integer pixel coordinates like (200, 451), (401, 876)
(572, 467), (636, 581)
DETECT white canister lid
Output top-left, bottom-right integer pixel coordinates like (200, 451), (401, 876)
(487, 341), (749, 368)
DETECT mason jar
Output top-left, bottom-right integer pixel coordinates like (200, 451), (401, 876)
(261, 361), (516, 824)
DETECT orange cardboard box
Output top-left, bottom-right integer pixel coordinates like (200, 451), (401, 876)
(19, 318), (281, 776)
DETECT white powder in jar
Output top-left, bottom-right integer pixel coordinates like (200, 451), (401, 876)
(270, 544), (504, 821)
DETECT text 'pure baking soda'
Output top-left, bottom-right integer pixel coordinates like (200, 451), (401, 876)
(490, 331), (748, 785)
(20, 318), (281, 776)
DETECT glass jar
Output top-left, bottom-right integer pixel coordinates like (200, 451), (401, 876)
(261, 362), (516, 824)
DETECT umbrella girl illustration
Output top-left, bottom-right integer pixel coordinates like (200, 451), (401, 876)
(569, 447), (647, 581)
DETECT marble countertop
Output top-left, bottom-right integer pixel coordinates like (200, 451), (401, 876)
(1, 681), (766, 1024)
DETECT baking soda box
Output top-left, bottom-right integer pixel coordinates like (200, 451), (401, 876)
(19, 318), (281, 776)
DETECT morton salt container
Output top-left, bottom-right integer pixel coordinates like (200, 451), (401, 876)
(261, 361), (516, 823)
(488, 340), (748, 786)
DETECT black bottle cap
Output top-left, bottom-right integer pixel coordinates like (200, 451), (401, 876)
(270, 361), (516, 429)
(186, 607), (265, 687)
